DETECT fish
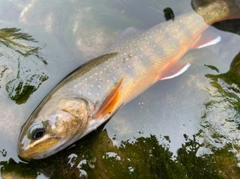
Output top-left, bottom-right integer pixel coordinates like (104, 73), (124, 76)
(18, 0), (240, 159)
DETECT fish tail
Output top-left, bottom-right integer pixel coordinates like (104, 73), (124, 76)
(192, 0), (240, 24)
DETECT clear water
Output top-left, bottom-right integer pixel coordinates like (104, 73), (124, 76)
(0, 0), (240, 178)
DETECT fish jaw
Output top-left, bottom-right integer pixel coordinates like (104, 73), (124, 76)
(18, 95), (95, 160)
(18, 134), (62, 159)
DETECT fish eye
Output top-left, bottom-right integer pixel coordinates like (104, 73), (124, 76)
(28, 123), (45, 140)
(33, 129), (45, 139)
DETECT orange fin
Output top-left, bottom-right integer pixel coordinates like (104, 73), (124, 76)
(192, 28), (221, 49)
(94, 76), (124, 119)
(159, 62), (190, 80)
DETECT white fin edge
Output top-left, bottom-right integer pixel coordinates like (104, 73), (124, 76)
(161, 63), (191, 80)
(197, 36), (221, 49)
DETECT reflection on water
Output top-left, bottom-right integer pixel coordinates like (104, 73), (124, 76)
(0, 28), (48, 104)
(200, 52), (240, 154)
(0, 0), (240, 178)
(1, 128), (240, 178)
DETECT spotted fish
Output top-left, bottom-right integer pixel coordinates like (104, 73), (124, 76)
(18, 0), (240, 159)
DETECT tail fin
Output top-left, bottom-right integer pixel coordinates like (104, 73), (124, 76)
(192, 0), (240, 24)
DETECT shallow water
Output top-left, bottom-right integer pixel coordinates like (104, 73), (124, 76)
(0, 0), (240, 178)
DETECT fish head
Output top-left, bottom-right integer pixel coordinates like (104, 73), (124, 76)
(18, 95), (95, 160)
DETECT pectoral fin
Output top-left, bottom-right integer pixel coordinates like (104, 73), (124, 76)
(94, 76), (124, 119)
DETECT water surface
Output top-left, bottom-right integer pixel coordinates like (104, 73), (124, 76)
(0, 0), (240, 178)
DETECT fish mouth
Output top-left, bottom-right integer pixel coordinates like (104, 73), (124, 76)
(18, 136), (62, 160)
(18, 149), (40, 161)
